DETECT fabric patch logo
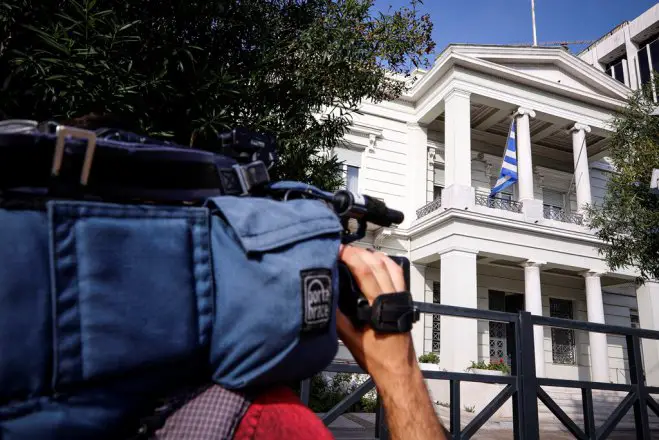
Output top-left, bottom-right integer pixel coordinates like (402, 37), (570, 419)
(301, 269), (333, 332)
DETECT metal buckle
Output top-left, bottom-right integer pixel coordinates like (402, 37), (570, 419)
(232, 161), (270, 195)
(51, 125), (98, 186)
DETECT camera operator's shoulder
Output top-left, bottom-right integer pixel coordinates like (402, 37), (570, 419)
(234, 386), (334, 440)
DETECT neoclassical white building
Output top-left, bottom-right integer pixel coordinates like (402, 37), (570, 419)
(334, 43), (659, 390)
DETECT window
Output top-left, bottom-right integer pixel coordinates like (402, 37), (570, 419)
(543, 189), (565, 210)
(543, 188), (566, 219)
(630, 309), (640, 329)
(650, 40), (659, 79)
(433, 166), (445, 202)
(488, 291), (523, 363)
(605, 58), (627, 86)
(630, 308), (644, 365)
(637, 37), (659, 89)
(433, 185), (443, 201)
(346, 165), (359, 193)
(638, 45), (652, 86)
(489, 291), (507, 362)
(489, 177), (513, 206)
(335, 146), (363, 192)
(432, 282), (440, 353)
(550, 298), (576, 365)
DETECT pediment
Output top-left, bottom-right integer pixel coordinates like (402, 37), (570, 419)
(448, 45), (630, 101)
(491, 63), (603, 95)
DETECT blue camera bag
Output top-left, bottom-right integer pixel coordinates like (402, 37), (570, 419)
(0, 132), (343, 439)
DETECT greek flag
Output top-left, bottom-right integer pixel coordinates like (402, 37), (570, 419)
(490, 120), (518, 197)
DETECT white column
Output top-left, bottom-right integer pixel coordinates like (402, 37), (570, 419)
(570, 123), (593, 213)
(514, 107), (543, 219)
(515, 108), (535, 202)
(523, 261), (546, 377)
(624, 27), (639, 89)
(405, 123), (428, 228)
(409, 263), (426, 356)
(637, 281), (659, 385)
(442, 89), (474, 210)
(439, 248), (478, 372)
(583, 271), (610, 382)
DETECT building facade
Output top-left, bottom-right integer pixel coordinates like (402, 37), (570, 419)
(333, 43), (659, 388)
(579, 2), (659, 92)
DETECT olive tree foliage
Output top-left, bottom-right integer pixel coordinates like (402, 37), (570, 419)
(587, 81), (659, 281)
(0, 0), (435, 190)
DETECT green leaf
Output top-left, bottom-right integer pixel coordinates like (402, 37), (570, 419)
(2, 0), (434, 193)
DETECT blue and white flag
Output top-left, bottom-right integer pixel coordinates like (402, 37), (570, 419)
(490, 120), (518, 197)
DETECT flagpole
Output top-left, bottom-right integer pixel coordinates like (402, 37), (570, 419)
(531, 0), (538, 46)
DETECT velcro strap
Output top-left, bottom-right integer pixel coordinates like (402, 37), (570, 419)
(369, 292), (419, 333)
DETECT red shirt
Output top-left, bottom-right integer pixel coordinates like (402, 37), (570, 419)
(233, 386), (335, 440)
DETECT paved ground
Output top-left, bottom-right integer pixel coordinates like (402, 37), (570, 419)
(327, 414), (644, 439)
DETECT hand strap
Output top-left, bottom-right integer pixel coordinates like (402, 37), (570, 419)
(356, 292), (420, 333)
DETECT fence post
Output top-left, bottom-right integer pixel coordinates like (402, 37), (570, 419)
(375, 397), (389, 440)
(627, 334), (651, 439)
(518, 311), (540, 440)
(450, 379), (461, 436)
(509, 316), (522, 440)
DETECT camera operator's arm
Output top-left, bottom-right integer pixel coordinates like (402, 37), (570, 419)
(337, 246), (448, 440)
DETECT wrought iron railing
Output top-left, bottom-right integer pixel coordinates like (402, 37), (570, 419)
(474, 192), (523, 213)
(300, 303), (659, 439)
(416, 198), (442, 219)
(543, 206), (584, 226)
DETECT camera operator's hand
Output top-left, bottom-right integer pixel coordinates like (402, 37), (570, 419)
(336, 245), (448, 440)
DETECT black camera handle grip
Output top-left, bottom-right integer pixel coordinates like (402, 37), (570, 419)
(337, 256), (416, 333)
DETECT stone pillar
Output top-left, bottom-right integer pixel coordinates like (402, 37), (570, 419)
(514, 107), (543, 219)
(442, 89), (474, 210)
(409, 263), (426, 355)
(405, 123), (429, 227)
(439, 248), (478, 372)
(523, 261), (546, 377)
(570, 123), (593, 213)
(637, 281), (659, 386)
(583, 271), (610, 382)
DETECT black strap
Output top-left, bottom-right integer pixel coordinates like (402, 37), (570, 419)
(0, 132), (270, 203)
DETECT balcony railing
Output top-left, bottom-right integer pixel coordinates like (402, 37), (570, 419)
(474, 192), (523, 213)
(416, 198), (442, 219)
(543, 206), (584, 226)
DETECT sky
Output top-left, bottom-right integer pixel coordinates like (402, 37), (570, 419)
(375, 0), (659, 59)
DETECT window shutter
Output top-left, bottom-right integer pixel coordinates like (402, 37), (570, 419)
(543, 189), (564, 208)
(434, 166), (445, 186)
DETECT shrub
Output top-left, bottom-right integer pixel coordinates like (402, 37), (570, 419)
(293, 372), (380, 413)
(418, 352), (440, 364)
(468, 359), (511, 375)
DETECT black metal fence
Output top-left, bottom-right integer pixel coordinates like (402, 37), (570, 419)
(299, 302), (659, 440)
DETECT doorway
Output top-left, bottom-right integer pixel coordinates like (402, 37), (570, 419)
(489, 290), (524, 364)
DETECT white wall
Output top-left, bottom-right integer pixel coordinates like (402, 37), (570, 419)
(418, 264), (638, 383)
(338, 113), (409, 216)
(603, 285), (638, 385)
(338, 115), (614, 219)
